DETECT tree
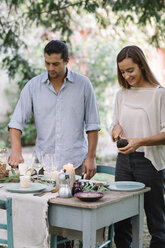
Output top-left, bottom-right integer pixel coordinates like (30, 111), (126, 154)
(0, 0), (164, 146)
(1, 0), (164, 87)
(111, 0), (165, 46)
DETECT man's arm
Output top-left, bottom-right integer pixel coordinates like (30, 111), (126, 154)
(83, 130), (98, 179)
(8, 128), (24, 168)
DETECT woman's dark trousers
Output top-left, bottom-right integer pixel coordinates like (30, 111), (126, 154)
(114, 152), (165, 248)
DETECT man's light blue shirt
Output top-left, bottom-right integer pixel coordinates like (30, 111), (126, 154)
(8, 69), (100, 170)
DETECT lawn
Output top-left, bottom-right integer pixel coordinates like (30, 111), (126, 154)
(111, 214), (150, 248)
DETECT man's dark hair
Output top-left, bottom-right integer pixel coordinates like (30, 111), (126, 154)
(44, 40), (68, 61)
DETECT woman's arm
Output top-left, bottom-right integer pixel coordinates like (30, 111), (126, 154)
(110, 90), (123, 141)
(119, 132), (165, 154)
(111, 124), (123, 141)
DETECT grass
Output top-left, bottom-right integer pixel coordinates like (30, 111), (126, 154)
(142, 214), (151, 248)
(112, 214), (150, 248)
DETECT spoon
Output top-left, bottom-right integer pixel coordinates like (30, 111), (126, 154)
(33, 188), (58, 197)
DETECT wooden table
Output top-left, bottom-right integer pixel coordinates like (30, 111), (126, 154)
(48, 188), (150, 248)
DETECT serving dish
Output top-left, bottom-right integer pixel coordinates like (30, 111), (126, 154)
(74, 192), (104, 202)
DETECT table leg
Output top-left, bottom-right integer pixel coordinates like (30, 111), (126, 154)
(82, 210), (96, 248)
(132, 194), (144, 248)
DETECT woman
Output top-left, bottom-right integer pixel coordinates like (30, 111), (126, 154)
(111, 45), (165, 248)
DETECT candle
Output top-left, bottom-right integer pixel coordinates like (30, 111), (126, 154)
(20, 175), (31, 188)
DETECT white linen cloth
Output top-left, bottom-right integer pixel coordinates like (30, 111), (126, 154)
(0, 183), (58, 248)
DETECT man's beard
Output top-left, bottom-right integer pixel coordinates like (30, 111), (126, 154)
(48, 71), (59, 79)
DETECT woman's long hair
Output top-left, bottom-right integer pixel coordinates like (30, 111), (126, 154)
(117, 45), (160, 89)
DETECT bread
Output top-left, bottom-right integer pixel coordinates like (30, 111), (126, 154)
(0, 161), (9, 179)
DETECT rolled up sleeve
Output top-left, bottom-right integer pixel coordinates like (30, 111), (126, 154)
(8, 81), (33, 133)
(84, 79), (100, 132)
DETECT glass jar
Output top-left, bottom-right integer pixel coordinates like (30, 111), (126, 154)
(0, 148), (8, 165)
(0, 148), (8, 178)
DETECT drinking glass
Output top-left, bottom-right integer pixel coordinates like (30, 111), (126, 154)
(42, 153), (57, 187)
(31, 151), (43, 180)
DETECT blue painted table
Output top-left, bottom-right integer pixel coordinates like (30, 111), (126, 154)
(48, 188), (150, 248)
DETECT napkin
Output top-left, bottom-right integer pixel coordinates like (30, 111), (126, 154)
(0, 184), (58, 248)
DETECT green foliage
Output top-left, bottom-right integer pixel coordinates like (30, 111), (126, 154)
(86, 42), (117, 131)
(2, 54), (43, 90)
(110, 0), (165, 46)
(21, 115), (36, 146)
(0, 0), (164, 147)
(71, 37), (120, 131)
(0, 119), (10, 147)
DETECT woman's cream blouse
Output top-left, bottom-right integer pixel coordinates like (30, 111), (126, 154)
(112, 86), (165, 171)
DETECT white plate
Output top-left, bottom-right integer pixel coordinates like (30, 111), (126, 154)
(109, 181), (145, 191)
(5, 183), (47, 193)
(75, 175), (81, 180)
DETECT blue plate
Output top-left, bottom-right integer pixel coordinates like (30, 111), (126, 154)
(109, 181), (145, 191)
(5, 183), (47, 193)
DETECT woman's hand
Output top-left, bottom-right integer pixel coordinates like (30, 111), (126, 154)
(111, 124), (123, 141)
(118, 137), (142, 154)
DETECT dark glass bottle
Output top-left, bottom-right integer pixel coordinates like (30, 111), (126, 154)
(117, 136), (128, 148)
(72, 181), (83, 196)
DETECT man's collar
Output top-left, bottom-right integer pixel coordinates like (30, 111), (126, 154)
(42, 68), (74, 85)
(42, 72), (49, 84)
(65, 68), (74, 83)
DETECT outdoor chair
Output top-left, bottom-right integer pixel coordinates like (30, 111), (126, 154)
(0, 197), (14, 248)
(96, 165), (115, 248)
(79, 165), (115, 248)
(50, 235), (73, 248)
(50, 165), (115, 248)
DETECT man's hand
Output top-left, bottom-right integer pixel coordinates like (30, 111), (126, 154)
(8, 152), (24, 168)
(112, 124), (123, 141)
(118, 137), (142, 154)
(84, 130), (98, 179)
(83, 157), (96, 179)
(8, 128), (23, 168)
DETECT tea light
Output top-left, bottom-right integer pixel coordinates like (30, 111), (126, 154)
(20, 175), (31, 188)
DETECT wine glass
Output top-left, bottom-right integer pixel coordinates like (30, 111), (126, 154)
(42, 153), (57, 187)
(31, 151), (43, 180)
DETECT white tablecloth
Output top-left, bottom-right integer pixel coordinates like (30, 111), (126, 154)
(0, 183), (58, 248)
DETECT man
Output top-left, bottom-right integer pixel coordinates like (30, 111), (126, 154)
(8, 40), (100, 179)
